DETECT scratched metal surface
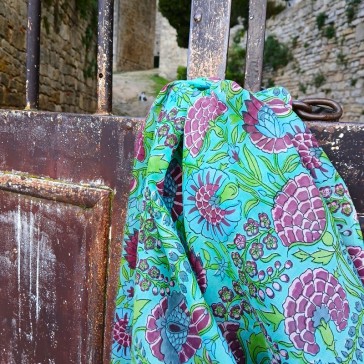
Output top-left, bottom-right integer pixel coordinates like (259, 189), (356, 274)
(308, 121), (364, 231)
(0, 110), (139, 363)
(187, 0), (232, 79)
(244, 0), (267, 92)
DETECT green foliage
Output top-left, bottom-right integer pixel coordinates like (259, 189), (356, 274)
(150, 74), (170, 95)
(291, 36), (299, 48)
(226, 29), (246, 84)
(177, 66), (187, 80)
(263, 35), (293, 71)
(337, 51), (347, 67)
(266, 1), (286, 19)
(350, 78), (358, 87)
(324, 23), (336, 39)
(346, 0), (361, 23)
(313, 72), (326, 88)
(316, 12), (327, 30)
(159, 0), (287, 49)
(42, 16), (50, 35)
(298, 82), (307, 94)
(158, 0), (191, 48)
(266, 78), (275, 88)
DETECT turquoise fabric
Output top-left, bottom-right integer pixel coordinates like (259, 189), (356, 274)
(111, 79), (364, 364)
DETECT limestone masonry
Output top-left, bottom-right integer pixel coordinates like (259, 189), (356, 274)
(262, 0), (364, 122)
(0, 0), (97, 113)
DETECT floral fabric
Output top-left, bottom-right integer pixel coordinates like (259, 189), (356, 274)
(111, 78), (364, 364)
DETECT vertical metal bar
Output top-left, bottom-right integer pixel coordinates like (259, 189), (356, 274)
(187, 0), (232, 80)
(97, 0), (114, 114)
(25, 0), (41, 110)
(244, 0), (267, 92)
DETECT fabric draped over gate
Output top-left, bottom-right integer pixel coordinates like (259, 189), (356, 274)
(111, 78), (364, 364)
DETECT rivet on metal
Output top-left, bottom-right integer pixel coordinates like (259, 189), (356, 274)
(194, 12), (202, 22)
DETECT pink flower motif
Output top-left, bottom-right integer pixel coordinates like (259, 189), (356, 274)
(218, 321), (246, 364)
(124, 230), (138, 270)
(185, 169), (241, 241)
(185, 93), (227, 156)
(135, 129), (146, 162)
(265, 97), (292, 116)
(283, 268), (349, 355)
(341, 202), (353, 216)
(347, 246), (364, 284)
(335, 183), (345, 196)
(234, 233), (246, 249)
(272, 173), (326, 247)
(113, 309), (132, 357)
(189, 249), (208, 293)
(145, 292), (209, 363)
(319, 186), (332, 199)
(290, 129), (329, 179)
(243, 96), (293, 153)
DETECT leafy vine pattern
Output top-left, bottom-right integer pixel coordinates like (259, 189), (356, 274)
(111, 79), (364, 364)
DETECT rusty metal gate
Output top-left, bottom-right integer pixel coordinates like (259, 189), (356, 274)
(0, 0), (363, 363)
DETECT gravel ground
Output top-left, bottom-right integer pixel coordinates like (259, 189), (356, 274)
(112, 69), (160, 118)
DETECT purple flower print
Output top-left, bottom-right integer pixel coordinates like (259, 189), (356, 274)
(185, 93), (227, 157)
(188, 249), (208, 293)
(140, 279), (151, 292)
(228, 145), (240, 164)
(243, 96), (293, 153)
(218, 321), (246, 364)
(219, 286), (234, 302)
(229, 305), (242, 320)
(249, 243), (264, 260)
(124, 229), (138, 270)
(283, 268), (349, 355)
(244, 218), (259, 236)
(164, 134), (178, 148)
(263, 234), (278, 250)
(113, 309), (132, 358)
(272, 173), (326, 247)
(158, 124), (170, 137)
(122, 280), (135, 301)
(145, 292), (210, 363)
(212, 302), (226, 318)
(234, 233), (246, 250)
(185, 169), (241, 241)
(135, 128), (146, 162)
(290, 129), (330, 179)
(231, 252), (243, 268)
(327, 200), (340, 213)
(246, 261), (258, 277)
(174, 116), (185, 131)
(259, 212), (271, 228)
(341, 202), (353, 216)
(233, 281), (244, 296)
(347, 246), (364, 285)
(319, 186), (332, 199)
(335, 183), (345, 196)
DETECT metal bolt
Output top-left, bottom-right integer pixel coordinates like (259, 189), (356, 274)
(194, 12), (202, 22)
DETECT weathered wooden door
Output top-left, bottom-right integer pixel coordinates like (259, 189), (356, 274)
(0, 0), (139, 362)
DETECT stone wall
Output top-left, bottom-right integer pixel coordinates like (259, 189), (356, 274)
(158, 13), (188, 80)
(114, 0), (156, 72)
(262, 0), (364, 122)
(0, 0), (97, 113)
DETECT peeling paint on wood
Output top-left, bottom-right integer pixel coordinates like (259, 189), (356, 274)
(0, 110), (139, 363)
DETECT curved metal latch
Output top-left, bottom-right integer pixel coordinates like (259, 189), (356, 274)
(292, 98), (343, 122)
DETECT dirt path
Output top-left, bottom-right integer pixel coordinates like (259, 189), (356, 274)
(112, 69), (161, 117)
